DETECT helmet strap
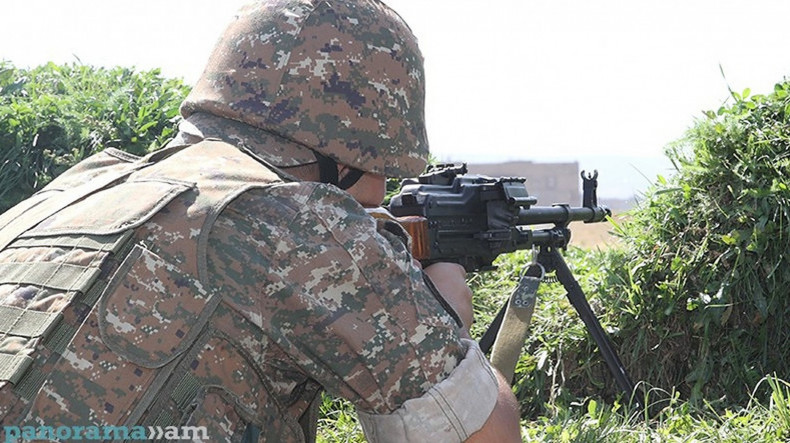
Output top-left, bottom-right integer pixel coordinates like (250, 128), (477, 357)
(315, 152), (338, 185)
(314, 152), (364, 190)
(337, 168), (365, 190)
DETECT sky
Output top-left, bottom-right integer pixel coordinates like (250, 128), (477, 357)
(2, 0), (790, 199)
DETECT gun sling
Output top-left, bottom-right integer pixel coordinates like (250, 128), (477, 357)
(489, 264), (542, 382)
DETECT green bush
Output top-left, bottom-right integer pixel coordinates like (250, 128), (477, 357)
(0, 61), (190, 212)
(474, 80), (790, 419)
(594, 80), (790, 408)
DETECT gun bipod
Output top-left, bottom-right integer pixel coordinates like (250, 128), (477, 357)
(478, 246), (644, 410)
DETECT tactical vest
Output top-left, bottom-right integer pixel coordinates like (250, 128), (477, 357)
(0, 140), (314, 440)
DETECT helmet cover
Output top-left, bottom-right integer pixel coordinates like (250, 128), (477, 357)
(182, 0), (429, 177)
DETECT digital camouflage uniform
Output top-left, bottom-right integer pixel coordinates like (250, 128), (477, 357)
(0, 1), (499, 441)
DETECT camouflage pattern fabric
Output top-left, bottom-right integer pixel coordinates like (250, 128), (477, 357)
(182, 0), (429, 178)
(0, 137), (466, 442)
(207, 179), (465, 415)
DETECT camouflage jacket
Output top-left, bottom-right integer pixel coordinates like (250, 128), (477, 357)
(0, 136), (498, 441)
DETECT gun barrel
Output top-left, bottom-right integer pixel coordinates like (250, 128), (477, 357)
(517, 205), (610, 226)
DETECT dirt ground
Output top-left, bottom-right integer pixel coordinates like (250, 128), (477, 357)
(565, 214), (624, 249)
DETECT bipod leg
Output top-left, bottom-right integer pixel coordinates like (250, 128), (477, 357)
(538, 246), (644, 410)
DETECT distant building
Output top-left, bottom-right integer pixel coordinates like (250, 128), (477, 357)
(466, 161), (581, 206)
(464, 161), (635, 211)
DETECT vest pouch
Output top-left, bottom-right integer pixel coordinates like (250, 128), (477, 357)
(14, 176), (221, 426)
(98, 243), (221, 368)
(177, 364), (302, 442)
(0, 148), (141, 234)
(0, 149), (149, 253)
(21, 243), (221, 427)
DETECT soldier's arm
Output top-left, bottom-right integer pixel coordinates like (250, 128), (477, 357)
(468, 369), (523, 442)
(424, 263), (521, 442)
(218, 182), (512, 441)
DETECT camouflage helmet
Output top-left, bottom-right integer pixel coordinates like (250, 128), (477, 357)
(181, 0), (429, 178)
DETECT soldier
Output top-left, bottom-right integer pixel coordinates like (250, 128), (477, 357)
(0, 0), (520, 441)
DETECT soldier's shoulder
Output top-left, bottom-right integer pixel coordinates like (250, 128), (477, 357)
(222, 180), (364, 223)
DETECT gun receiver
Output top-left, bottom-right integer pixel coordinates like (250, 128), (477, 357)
(387, 163), (611, 272)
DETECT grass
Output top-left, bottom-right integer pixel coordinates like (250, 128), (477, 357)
(519, 377), (790, 442)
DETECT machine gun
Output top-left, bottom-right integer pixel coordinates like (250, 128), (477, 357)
(387, 164), (642, 408)
(387, 163), (609, 272)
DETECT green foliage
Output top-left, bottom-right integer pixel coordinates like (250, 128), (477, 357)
(317, 394), (365, 443)
(598, 80), (790, 407)
(0, 61), (190, 212)
(520, 375), (790, 442)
